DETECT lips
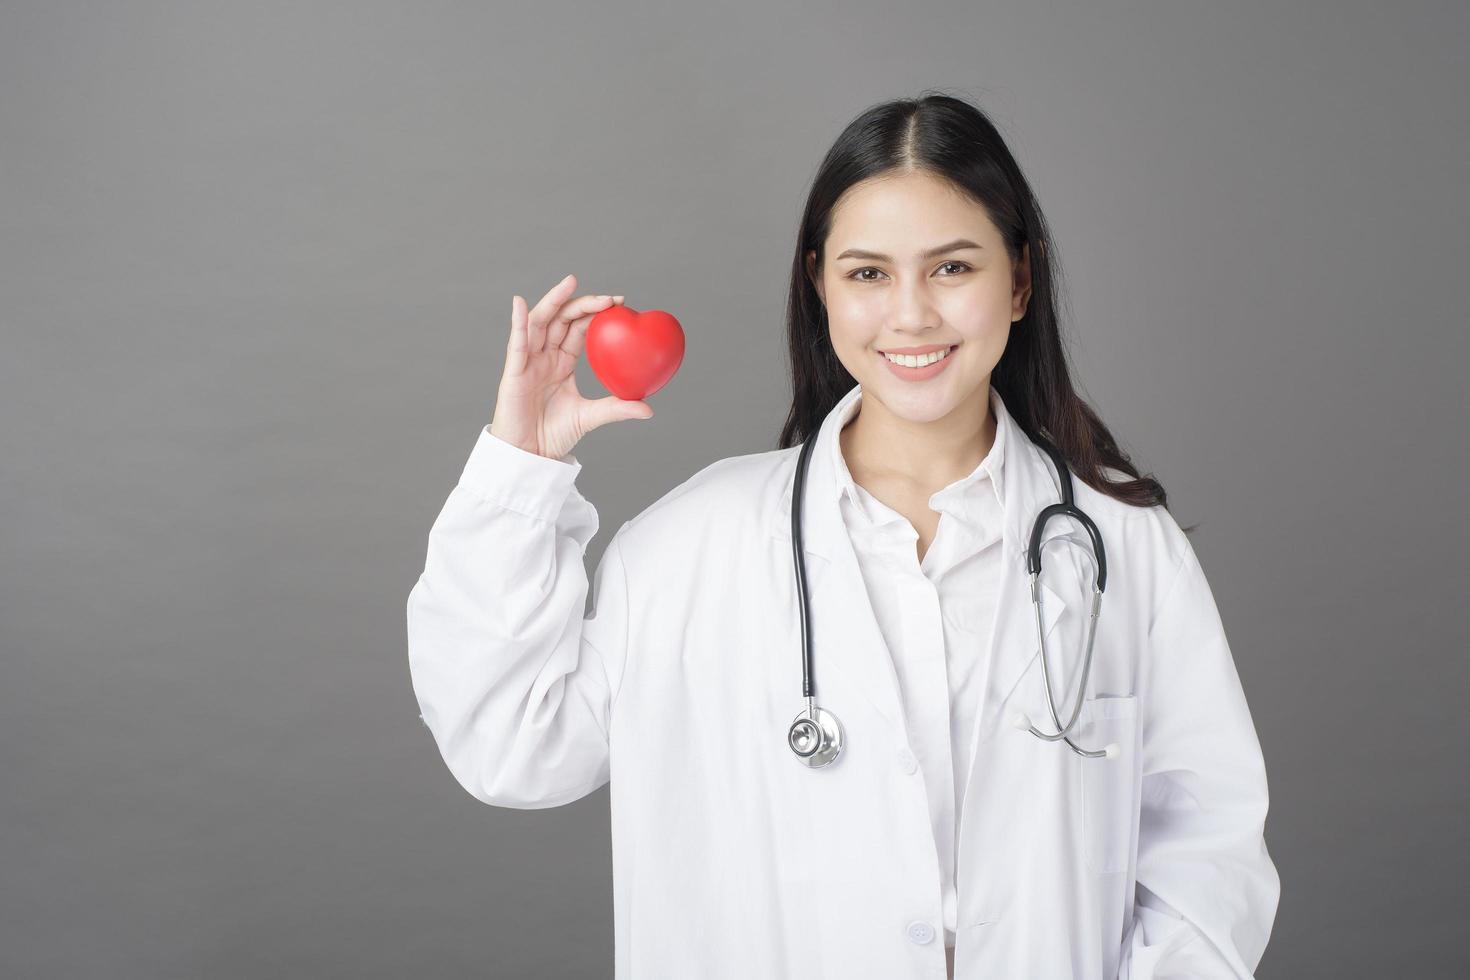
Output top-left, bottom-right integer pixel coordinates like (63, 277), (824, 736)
(877, 343), (958, 380)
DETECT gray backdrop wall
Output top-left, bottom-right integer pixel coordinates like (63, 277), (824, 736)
(4, 2), (1465, 977)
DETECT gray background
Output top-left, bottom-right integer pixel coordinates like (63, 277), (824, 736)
(3, 1), (1465, 976)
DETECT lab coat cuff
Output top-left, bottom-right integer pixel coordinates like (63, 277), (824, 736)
(458, 425), (583, 522)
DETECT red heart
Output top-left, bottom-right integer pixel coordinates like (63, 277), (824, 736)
(585, 305), (686, 401)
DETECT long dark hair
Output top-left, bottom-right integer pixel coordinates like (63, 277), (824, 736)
(778, 90), (1182, 522)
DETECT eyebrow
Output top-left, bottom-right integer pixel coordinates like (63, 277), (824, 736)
(834, 239), (984, 262)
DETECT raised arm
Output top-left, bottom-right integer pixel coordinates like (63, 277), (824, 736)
(406, 274), (653, 808)
(407, 429), (629, 808)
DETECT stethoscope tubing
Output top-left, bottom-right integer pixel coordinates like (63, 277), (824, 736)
(787, 420), (1116, 767)
(1012, 438), (1117, 759)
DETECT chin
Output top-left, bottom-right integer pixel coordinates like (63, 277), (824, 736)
(858, 379), (964, 414)
(861, 374), (976, 423)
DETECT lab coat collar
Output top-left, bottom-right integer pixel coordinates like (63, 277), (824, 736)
(772, 379), (1084, 744)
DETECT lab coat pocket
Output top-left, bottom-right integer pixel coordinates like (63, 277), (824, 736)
(1078, 694), (1138, 874)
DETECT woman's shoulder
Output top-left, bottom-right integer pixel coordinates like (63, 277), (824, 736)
(616, 444), (801, 560)
(1069, 463), (1195, 579)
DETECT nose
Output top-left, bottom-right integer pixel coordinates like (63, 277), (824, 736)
(889, 277), (942, 335)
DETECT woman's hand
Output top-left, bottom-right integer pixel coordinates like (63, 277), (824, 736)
(490, 273), (654, 460)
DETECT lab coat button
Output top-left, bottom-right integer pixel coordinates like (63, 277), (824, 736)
(905, 920), (935, 944)
(897, 748), (919, 774)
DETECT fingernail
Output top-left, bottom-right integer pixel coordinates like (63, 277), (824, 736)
(614, 295), (625, 302)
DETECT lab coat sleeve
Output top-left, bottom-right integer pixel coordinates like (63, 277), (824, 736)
(1118, 540), (1281, 978)
(405, 425), (630, 809)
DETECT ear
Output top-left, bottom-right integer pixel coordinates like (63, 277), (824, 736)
(806, 250), (824, 304)
(1012, 241), (1034, 321)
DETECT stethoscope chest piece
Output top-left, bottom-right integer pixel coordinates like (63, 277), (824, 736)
(787, 705), (844, 768)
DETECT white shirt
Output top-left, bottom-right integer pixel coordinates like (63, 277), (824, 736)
(829, 382), (1009, 951)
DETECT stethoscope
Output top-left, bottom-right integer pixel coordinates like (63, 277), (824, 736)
(785, 425), (1119, 770)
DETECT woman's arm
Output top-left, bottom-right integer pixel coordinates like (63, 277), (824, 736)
(1119, 540), (1281, 977)
(405, 426), (631, 809)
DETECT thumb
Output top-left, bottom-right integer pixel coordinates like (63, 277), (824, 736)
(586, 395), (654, 429)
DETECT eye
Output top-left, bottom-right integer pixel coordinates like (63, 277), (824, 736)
(844, 261), (972, 282)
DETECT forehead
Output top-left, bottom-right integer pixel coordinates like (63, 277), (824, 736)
(828, 170), (999, 246)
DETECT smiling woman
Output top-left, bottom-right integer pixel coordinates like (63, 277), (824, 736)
(407, 89), (1278, 980)
(756, 90), (1278, 978)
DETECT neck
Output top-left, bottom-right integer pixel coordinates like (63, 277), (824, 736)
(839, 381), (997, 495)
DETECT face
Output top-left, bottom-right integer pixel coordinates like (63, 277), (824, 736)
(806, 169), (1032, 424)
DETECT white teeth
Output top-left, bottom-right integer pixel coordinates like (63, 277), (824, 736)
(883, 346), (952, 367)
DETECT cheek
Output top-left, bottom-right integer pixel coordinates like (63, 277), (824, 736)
(826, 296), (883, 346)
(830, 289), (883, 322)
(943, 292), (1013, 341)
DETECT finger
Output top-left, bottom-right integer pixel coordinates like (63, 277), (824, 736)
(546, 293), (617, 351)
(560, 309), (596, 360)
(527, 273), (578, 353)
(561, 295), (628, 358)
(505, 294), (528, 376)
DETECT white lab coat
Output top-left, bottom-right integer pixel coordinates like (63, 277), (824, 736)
(406, 382), (1280, 979)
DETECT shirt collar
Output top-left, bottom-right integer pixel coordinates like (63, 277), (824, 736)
(826, 381), (1008, 529)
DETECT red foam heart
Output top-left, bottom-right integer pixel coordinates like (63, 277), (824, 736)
(585, 305), (685, 401)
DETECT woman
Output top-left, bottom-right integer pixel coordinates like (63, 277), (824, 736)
(406, 92), (1280, 979)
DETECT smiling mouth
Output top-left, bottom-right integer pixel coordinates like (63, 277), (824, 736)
(877, 344), (958, 367)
